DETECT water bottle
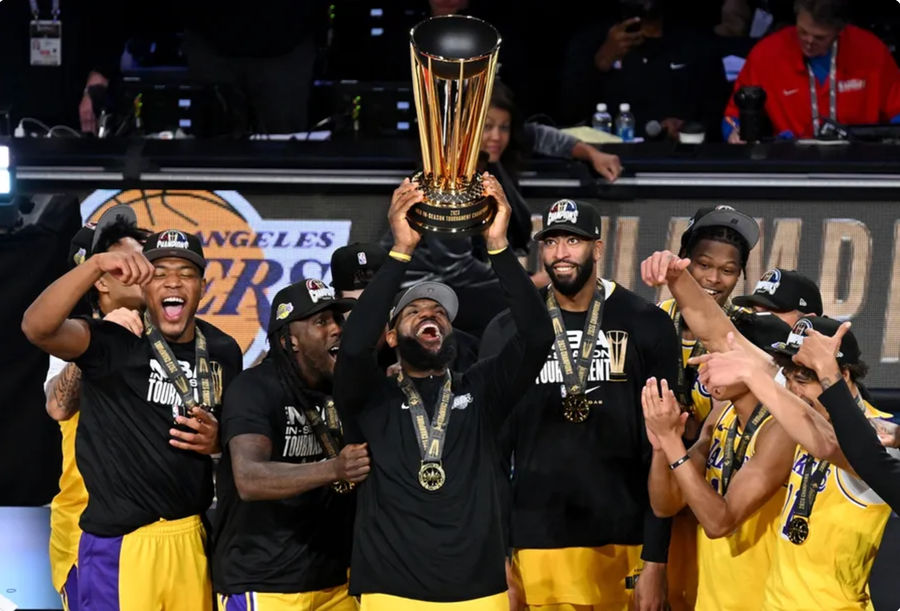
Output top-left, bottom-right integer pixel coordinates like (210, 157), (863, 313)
(591, 103), (612, 134)
(615, 103), (635, 142)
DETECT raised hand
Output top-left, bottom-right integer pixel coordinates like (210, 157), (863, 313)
(793, 322), (850, 378)
(94, 250), (154, 286)
(689, 332), (757, 392)
(642, 377), (688, 441)
(480, 172), (511, 251)
(388, 178), (425, 255)
(640, 250), (691, 288)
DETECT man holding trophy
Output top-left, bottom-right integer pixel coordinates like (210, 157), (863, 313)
(333, 16), (555, 610)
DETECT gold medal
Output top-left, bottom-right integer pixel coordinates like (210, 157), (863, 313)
(787, 516), (809, 545)
(418, 461), (446, 491)
(331, 480), (355, 495)
(562, 394), (590, 423)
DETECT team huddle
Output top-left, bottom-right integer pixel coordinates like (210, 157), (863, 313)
(22, 175), (898, 611)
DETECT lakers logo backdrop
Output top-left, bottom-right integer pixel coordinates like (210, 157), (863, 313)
(81, 190), (351, 366)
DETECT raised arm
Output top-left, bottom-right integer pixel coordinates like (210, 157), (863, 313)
(694, 333), (854, 472)
(644, 377), (794, 539)
(641, 251), (765, 358)
(467, 174), (554, 427)
(645, 380), (721, 517)
(22, 250), (153, 360)
(333, 179), (423, 415)
(796, 324), (900, 506)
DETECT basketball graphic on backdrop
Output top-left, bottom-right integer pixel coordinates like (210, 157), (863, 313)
(81, 189), (352, 366)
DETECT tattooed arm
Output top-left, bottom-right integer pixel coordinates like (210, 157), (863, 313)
(46, 362), (83, 421)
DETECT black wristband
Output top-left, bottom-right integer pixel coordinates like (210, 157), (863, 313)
(669, 454), (691, 471)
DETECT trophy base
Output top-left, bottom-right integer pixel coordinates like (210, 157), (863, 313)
(407, 172), (495, 235)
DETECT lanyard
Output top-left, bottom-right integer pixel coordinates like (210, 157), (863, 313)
(673, 309), (706, 408)
(29, 0), (60, 20)
(398, 371), (454, 466)
(720, 403), (769, 493)
(807, 39), (838, 137)
(546, 281), (606, 398)
(143, 311), (213, 411)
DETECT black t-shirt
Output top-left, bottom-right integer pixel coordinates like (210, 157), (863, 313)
(74, 317), (242, 537)
(481, 282), (678, 561)
(334, 250), (553, 602)
(212, 358), (354, 593)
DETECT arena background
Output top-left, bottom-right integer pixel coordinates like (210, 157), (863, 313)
(79, 190), (900, 387)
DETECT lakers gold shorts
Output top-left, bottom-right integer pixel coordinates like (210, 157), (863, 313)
(78, 514), (210, 611)
(360, 592), (507, 611)
(216, 585), (357, 611)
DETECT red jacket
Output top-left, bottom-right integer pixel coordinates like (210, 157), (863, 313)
(724, 25), (900, 138)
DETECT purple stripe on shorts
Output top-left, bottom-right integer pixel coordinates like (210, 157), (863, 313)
(62, 564), (80, 611)
(221, 594), (249, 611)
(77, 532), (123, 610)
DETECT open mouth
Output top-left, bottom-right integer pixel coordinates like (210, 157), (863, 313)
(553, 262), (577, 274)
(161, 297), (186, 322)
(327, 345), (340, 360)
(416, 320), (443, 344)
(703, 288), (721, 298)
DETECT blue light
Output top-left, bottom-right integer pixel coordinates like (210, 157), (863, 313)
(0, 170), (9, 195)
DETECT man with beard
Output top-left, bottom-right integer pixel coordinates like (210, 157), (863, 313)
(333, 175), (553, 610)
(480, 199), (679, 611)
(213, 278), (368, 609)
(22, 229), (242, 610)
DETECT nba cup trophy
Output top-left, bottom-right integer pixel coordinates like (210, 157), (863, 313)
(407, 15), (501, 234)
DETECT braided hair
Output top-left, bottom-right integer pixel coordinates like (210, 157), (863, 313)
(269, 325), (314, 407)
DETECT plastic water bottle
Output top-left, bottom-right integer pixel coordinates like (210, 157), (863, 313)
(615, 103), (635, 142)
(591, 103), (612, 134)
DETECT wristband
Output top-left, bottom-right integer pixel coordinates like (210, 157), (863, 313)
(669, 454), (691, 471)
(487, 245), (508, 255)
(388, 250), (412, 262)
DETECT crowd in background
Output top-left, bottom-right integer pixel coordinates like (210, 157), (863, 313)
(2, 0), (900, 141)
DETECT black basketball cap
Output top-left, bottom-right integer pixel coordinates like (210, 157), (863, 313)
(733, 268), (823, 315)
(680, 205), (760, 255)
(331, 243), (388, 291)
(143, 229), (207, 270)
(768, 316), (861, 366)
(534, 199), (602, 241)
(269, 278), (355, 334)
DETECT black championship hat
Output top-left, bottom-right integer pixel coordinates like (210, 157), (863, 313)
(534, 199), (602, 241)
(269, 278), (355, 334)
(768, 316), (862, 365)
(68, 205), (139, 267)
(732, 268), (823, 315)
(330, 242), (388, 292)
(389, 281), (459, 326)
(143, 229), (207, 270)
(731, 310), (793, 351)
(679, 205), (760, 255)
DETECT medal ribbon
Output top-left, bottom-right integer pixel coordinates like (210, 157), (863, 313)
(792, 454), (830, 524)
(143, 311), (213, 410)
(398, 371), (454, 465)
(546, 281), (606, 398)
(720, 403), (769, 493)
(808, 39), (838, 137)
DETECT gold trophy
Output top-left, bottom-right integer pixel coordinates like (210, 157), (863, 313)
(408, 15), (501, 234)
